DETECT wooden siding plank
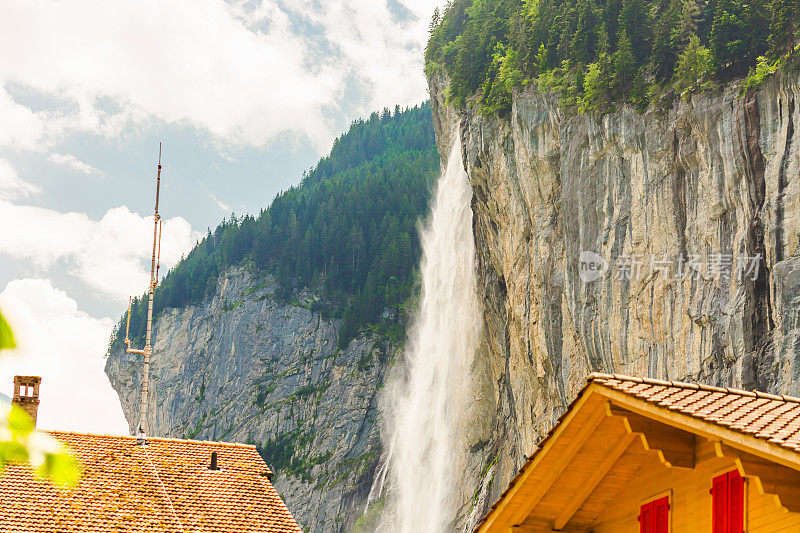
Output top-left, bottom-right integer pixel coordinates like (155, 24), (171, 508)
(505, 401), (610, 527)
(591, 441), (800, 533)
(478, 394), (607, 532)
(552, 431), (636, 530)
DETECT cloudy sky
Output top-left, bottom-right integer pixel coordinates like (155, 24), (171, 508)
(0, 0), (440, 434)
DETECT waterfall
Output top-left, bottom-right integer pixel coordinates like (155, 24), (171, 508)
(382, 132), (481, 532)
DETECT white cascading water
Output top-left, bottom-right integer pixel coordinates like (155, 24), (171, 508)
(384, 132), (481, 532)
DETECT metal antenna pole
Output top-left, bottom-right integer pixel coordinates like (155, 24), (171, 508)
(125, 143), (162, 445)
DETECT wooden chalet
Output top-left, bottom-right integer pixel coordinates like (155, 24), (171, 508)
(477, 373), (800, 533)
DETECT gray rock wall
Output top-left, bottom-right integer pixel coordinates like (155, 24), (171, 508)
(430, 71), (800, 530)
(105, 266), (394, 532)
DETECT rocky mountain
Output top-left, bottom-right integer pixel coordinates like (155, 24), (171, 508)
(104, 48), (800, 533)
(106, 266), (393, 531)
(429, 68), (800, 529)
(104, 105), (437, 532)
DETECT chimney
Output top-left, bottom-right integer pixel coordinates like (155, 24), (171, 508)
(12, 376), (41, 427)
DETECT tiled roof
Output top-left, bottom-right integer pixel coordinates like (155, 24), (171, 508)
(0, 431), (302, 532)
(589, 373), (800, 453)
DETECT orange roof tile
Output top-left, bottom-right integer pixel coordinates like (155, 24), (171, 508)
(589, 373), (800, 453)
(0, 431), (301, 533)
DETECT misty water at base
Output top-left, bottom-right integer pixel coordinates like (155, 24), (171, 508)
(371, 133), (481, 532)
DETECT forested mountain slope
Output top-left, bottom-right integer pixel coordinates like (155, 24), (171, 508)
(426, 0), (799, 113)
(117, 103), (436, 352)
(105, 104), (438, 532)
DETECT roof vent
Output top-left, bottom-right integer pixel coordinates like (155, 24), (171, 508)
(209, 451), (219, 470)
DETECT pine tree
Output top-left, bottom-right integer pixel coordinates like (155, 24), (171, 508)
(618, 0), (652, 61)
(710, 0), (768, 77)
(709, 0), (745, 76)
(768, 0), (799, 52)
(613, 30), (637, 92)
(572, 0), (601, 63)
(429, 7), (441, 34)
(674, 34), (712, 92)
(652, 0), (682, 79)
(743, 0), (770, 61)
(583, 53), (613, 109)
(535, 43), (548, 75)
(678, 0), (700, 45)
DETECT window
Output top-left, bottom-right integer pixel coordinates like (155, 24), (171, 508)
(639, 495), (669, 533)
(712, 470), (744, 533)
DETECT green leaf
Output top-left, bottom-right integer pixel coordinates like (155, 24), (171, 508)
(0, 310), (15, 350)
(8, 405), (35, 436)
(38, 452), (80, 487)
(0, 441), (29, 465)
(0, 407), (80, 487)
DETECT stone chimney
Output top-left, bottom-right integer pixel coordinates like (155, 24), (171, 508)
(12, 376), (41, 427)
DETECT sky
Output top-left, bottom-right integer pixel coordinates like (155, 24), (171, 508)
(0, 0), (441, 435)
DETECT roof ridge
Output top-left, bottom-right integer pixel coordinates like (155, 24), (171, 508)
(586, 372), (800, 405)
(46, 430), (134, 439)
(147, 436), (256, 449)
(46, 430), (256, 449)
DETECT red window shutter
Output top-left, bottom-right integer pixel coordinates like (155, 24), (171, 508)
(728, 471), (744, 533)
(712, 473), (729, 533)
(653, 496), (669, 533)
(639, 501), (654, 533)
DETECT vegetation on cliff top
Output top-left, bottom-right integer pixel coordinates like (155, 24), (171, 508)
(117, 103), (437, 350)
(425, 0), (800, 113)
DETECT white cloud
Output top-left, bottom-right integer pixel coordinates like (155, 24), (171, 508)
(0, 0), (439, 151)
(0, 0), (339, 149)
(47, 153), (101, 175)
(0, 278), (128, 434)
(209, 194), (230, 212)
(0, 83), (130, 152)
(0, 86), (45, 151)
(0, 158), (40, 200)
(292, 0), (432, 111)
(0, 201), (201, 301)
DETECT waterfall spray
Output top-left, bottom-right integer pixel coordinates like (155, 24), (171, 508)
(384, 132), (481, 532)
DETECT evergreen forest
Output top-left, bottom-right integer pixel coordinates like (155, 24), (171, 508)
(425, 0), (800, 113)
(116, 103), (437, 350)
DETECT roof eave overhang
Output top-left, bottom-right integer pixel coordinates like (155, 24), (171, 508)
(592, 385), (800, 473)
(477, 386), (604, 532)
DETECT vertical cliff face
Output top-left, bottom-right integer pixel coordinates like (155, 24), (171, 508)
(105, 266), (394, 532)
(429, 71), (800, 529)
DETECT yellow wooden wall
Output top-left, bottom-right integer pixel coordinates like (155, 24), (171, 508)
(592, 441), (800, 533)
